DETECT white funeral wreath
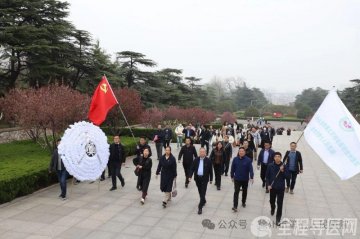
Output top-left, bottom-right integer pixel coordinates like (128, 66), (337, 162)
(58, 121), (110, 181)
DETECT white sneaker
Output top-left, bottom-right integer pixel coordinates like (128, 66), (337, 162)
(140, 198), (145, 204)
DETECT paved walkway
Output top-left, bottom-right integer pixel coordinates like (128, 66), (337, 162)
(0, 131), (359, 239)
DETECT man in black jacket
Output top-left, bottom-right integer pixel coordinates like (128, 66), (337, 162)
(223, 135), (233, 176)
(266, 152), (290, 226)
(183, 124), (196, 144)
(267, 124), (276, 143)
(49, 139), (68, 200)
(109, 135), (126, 191)
(189, 148), (213, 215)
(260, 127), (271, 148)
(153, 125), (164, 160)
(178, 138), (198, 188)
(283, 142), (303, 194)
(163, 125), (173, 149)
(135, 136), (152, 158)
(199, 125), (211, 155)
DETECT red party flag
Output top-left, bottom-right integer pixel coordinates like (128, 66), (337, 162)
(88, 76), (118, 126)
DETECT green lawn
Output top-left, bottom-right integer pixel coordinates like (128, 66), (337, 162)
(0, 140), (50, 181)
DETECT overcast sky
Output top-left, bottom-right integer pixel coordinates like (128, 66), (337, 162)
(66, 0), (360, 93)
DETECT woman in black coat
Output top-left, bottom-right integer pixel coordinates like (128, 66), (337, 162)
(136, 148), (152, 205)
(156, 146), (177, 208)
(210, 141), (226, 190)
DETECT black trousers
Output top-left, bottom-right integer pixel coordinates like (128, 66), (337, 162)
(163, 139), (171, 149)
(155, 142), (163, 160)
(260, 163), (268, 186)
(183, 162), (192, 185)
(286, 170), (298, 190)
(111, 163), (124, 188)
(195, 177), (208, 209)
(201, 141), (209, 155)
(233, 180), (248, 208)
(270, 188), (285, 222)
(223, 156), (231, 174)
(213, 164), (222, 188)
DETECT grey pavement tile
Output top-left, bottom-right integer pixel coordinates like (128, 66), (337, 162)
(132, 216), (160, 226)
(0, 208), (24, 219)
(51, 215), (83, 227)
(75, 218), (104, 230)
(0, 231), (29, 239)
(172, 231), (203, 239)
(155, 217), (184, 230)
(32, 225), (69, 238)
(111, 212), (140, 224)
(55, 226), (92, 239)
(85, 230), (116, 239)
(67, 208), (97, 218)
(145, 227), (176, 239)
(97, 221), (129, 233)
(8, 221), (49, 234)
(25, 235), (53, 239)
(121, 224), (151, 237)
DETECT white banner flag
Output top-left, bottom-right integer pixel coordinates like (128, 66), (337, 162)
(304, 89), (360, 180)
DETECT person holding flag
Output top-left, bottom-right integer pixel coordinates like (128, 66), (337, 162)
(266, 152), (290, 226)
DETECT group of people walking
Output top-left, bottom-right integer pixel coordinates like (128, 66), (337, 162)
(50, 121), (303, 226)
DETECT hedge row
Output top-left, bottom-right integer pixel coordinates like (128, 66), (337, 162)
(0, 170), (58, 204)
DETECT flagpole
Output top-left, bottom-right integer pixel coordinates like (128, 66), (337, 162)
(296, 130), (305, 144)
(117, 104), (137, 144)
(101, 74), (137, 144)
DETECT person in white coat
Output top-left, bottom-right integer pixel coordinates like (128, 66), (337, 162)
(175, 124), (184, 149)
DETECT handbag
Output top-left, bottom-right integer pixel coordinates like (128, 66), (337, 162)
(171, 179), (177, 197)
(134, 167), (141, 176)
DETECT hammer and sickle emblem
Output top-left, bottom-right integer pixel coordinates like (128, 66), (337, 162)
(100, 83), (108, 93)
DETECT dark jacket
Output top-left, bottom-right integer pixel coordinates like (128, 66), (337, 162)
(200, 129), (211, 143)
(139, 156), (152, 179)
(265, 162), (290, 190)
(245, 147), (253, 160)
(153, 129), (164, 144)
(209, 148), (226, 165)
(183, 128), (195, 138)
(260, 130), (271, 142)
(156, 154), (177, 192)
(223, 141), (233, 160)
(135, 143), (152, 158)
(178, 145), (198, 165)
(230, 156), (254, 181)
(49, 148), (65, 172)
(257, 148), (275, 166)
(283, 150), (303, 174)
(190, 157), (213, 182)
(163, 128), (173, 141)
(109, 143), (126, 166)
(269, 127), (276, 141)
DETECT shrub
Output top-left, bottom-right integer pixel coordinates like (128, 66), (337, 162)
(0, 85), (90, 152)
(221, 112), (237, 123)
